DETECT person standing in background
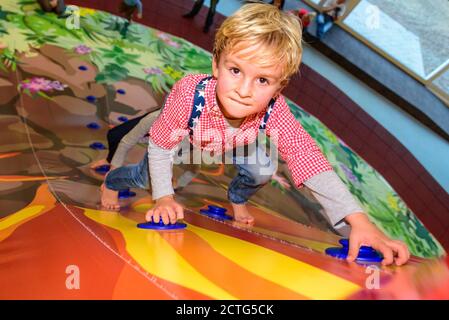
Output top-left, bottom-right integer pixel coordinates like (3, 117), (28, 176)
(182, 0), (220, 33)
(38, 0), (68, 17)
(270, 0), (285, 10)
(296, 8), (316, 33)
(119, 0), (143, 22)
(118, 0), (143, 38)
(316, 0), (347, 40)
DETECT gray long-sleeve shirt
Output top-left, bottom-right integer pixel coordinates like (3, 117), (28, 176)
(148, 141), (363, 229)
(113, 112), (364, 228)
(110, 111), (161, 168)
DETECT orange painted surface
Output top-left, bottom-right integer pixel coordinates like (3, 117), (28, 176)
(0, 152), (21, 159)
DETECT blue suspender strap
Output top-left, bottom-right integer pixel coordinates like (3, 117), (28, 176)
(188, 76), (213, 135)
(259, 98), (276, 130)
(256, 98), (276, 149)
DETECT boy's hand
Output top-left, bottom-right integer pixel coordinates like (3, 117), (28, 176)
(137, 13), (143, 19)
(345, 213), (410, 266)
(146, 195), (184, 225)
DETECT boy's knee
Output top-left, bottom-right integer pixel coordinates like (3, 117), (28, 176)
(252, 173), (272, 186)
(242, 162), (276, 186)
(248, 167), (275, 185)
(256, 162), (276, 184)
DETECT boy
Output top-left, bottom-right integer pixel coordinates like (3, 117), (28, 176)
(104, 3), (410, 266)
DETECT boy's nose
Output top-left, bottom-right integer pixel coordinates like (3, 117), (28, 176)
(236, 79), (252, 99)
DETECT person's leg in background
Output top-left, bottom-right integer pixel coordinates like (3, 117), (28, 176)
(119, 1), (136, 21)
(322, 14), (335, 36)
(38, 1), (70, 20)
(316, 13), (326, 39)
(316, 13), (334, 40)
(183, 0), (206, 18)
(55, 0), (67, 15)
(270, 0), (285, 10)
(118, 1), (137, 37)
(37, 0), (52, 12)
(203, 0), (220, 33)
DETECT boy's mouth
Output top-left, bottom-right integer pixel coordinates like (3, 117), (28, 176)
(230, 97), (251, 107)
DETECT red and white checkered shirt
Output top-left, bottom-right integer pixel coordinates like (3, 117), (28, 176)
(149, 74), (333, 187)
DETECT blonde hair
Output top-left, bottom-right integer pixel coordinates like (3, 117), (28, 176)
(214, 3), (302, 84)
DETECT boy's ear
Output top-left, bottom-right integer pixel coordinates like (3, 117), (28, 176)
(274, 82), (287, 98)
(212, 56), (219, 78)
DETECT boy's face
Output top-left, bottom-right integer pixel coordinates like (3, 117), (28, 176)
(212, 44), (286, 120)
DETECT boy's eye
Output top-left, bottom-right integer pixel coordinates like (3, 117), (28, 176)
(230, 67), (240, 75)
(259, 78), (269, 85)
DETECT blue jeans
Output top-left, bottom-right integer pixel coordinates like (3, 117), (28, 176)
(105, 152), (150, 191)
(104, 142), (276, 204)
(316, 13), (335, 40)
(227, 141), (277, 204)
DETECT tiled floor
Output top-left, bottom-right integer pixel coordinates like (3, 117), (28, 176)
(69, 0), (449, 250)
